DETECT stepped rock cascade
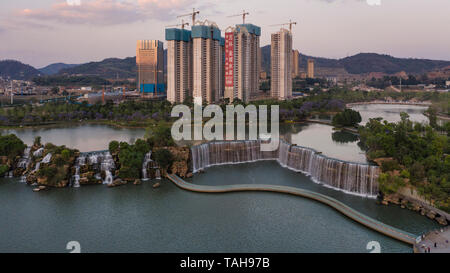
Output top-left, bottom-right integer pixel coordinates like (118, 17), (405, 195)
(72, 156), (86, 188)
(71, 151), (116, 186)
(17, 147), (32, 169)
(17, 147), (32, 183)
(33, 148), (44, 158)
(33, 152), (51, 173)
(191, 140), (379, 197)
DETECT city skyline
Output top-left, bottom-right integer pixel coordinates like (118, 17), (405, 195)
(1, 0), (450, 68)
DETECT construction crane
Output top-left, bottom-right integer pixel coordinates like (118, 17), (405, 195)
(269, 19), (297, 32)
(166, 19), (190, 29)
(228, 10), (250, 24)
(177, 8), (200, 26)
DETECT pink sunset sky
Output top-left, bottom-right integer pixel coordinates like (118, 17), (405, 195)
(0, 0), (449, 68)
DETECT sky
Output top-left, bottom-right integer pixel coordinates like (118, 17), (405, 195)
(0, 0), (449, 68)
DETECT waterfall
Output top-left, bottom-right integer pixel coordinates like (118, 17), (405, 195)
(17, 147), (32, 169)
(155, 169), (161, 180)
(190, 140), (379, 197)
(142, 152), (152, 181)
(33, 148), (44, 158)
(34, 162), (41, 172)
(191, 140), (278, 173)
(42, 153), (52, 164)
(72, 151), (116, 187)
(104, 170), (113, 185)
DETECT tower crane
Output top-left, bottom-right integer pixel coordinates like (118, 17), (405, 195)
(166, 19), (190, 29)
(228, 10), (250, 24)
(177, 8), (200, 26)
(269, 19), (297, 32)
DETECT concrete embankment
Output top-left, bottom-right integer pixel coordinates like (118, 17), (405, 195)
(167, 174), (418, 246)
(346, 101), (432, 107)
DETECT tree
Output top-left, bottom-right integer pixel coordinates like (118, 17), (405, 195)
(153, 149), (174, 172)
(332, 109), (362, 127)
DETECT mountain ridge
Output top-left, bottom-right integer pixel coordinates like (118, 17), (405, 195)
(2, 49), (450, 80)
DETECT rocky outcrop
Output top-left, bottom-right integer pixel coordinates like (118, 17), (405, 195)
(382, 193), (449, 226)
(108, 178), (127, 188)
(167, 147), (190, 178)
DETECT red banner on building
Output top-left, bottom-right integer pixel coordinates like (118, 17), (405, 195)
(225, 32), (234, 88)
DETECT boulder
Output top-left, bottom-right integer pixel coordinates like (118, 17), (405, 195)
(426, 211), (437, 220)
(186, 172), (193, 178)
(134, 179), (142, 185)
(37, 176), (48, 184)
(153, 182), (161, 189)
(436, 216), (448, 226)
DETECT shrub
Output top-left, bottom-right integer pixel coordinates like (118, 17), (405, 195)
(0, 165), (9, 177)
(61, 149), (71, 161)
(109, 141), (119, 154)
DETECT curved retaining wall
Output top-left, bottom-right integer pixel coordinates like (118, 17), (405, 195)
(191, 140), (379, 197)
(168, 174), (418, 246)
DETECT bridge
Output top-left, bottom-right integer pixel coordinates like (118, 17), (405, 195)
(167, 174), (418, 246)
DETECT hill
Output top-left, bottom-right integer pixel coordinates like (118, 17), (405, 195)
(0, 60), (41, 80)
(38, 63), (79, 75)
(58, 57), (137, 79)
(260, 45), (450, 76)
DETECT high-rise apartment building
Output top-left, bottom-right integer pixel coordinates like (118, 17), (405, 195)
(307, 59), (315, 79)
(271, 28), (292, 100)
(192, 21), (223, 105)
(224, 24), (261, 103)
(166, 28), (192, 104)
(292, 49), (300, 78)
(136, 40), (165, 97)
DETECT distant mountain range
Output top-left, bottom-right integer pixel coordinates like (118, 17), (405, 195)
(38, 63), (80, 75)
(261, 45), (450, 76)
(0, 60), (42, 80)
(2, 48), (449, 81)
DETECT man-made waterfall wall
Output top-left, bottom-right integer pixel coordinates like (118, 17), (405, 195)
(191, 140), (379, 197)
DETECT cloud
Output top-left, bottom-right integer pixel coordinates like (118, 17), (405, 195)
(16, 0), (197, 26)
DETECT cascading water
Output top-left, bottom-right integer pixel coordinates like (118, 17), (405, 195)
(142, 152), (152, 181)
(72, 156), (85, 188)
(155, 169), (161, 180)
(190, 140), (379, 197)
(17, 147), (32, 182)
(33, 153), (52, 174)
(191, 140), (278, 173)
(72, 151), (116, 186)
(17, 147), (32, 169)
(100, 152), (115, 185)
(42, 153), (52, 164)
(33, 148), (44, 158)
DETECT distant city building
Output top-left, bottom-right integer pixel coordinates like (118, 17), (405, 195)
(166, 28), (193, 103)
(136, 40), (165, 97)
(271, 28), (292, 100)
(307, 59), (315, 79)
(292, 49), (300, 78)
(192, 21), (223, 105)
(224, 24), (261, 103)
